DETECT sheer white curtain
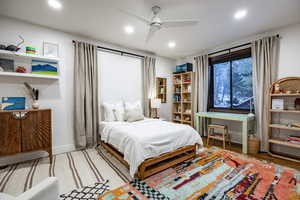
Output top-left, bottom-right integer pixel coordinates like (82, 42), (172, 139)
(193, 55), (209, 135)
(252, 35), (280, 151)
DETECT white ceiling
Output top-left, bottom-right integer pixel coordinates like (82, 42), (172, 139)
(1, 0), (300, 59)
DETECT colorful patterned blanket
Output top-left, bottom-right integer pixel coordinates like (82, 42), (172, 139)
(98, 149), (300, 200)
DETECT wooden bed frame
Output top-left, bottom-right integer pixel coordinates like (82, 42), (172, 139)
(101, 142), (197, 179)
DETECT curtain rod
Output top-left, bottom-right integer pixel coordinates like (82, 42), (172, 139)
(72, 40), (145, 59)
(207, 34), (280, 57)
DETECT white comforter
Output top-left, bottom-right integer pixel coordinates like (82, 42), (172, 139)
(100, 119), (203, 177)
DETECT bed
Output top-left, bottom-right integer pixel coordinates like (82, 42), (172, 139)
(99, 118), (203, 179)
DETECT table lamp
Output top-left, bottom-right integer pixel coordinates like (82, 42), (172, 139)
(151, 98), (161, 118)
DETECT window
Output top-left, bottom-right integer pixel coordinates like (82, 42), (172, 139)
(209, 48), (253, 111)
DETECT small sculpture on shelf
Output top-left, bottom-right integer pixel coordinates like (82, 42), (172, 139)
(0, 35), (25, 52)
(273, 83), (281, 94)
(24, 82), (39, 109)
(15, 66), (27, 73)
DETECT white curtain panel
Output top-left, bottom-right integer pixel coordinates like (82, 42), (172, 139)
(74, 41), (99, 148)
(143, 56), (156, 117)
(252, 36), (280, 151)
(193, 55), (209, 136)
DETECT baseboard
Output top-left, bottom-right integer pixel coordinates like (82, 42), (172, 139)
(53, 144), (76, 155)
(0, 144), (76, 167)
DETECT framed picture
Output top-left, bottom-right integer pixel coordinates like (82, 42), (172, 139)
(43, 42), (59, 58)
(31, 59), (58, 76)
(0, 58), (14, 72)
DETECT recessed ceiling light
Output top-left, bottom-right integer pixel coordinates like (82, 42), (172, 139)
(234, 9), (247, 20)
(48, 0), (62, 10)
(124, 25), (134, 34)
(168, 41), (176, 48)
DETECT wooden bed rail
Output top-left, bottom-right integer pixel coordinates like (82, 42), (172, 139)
(100, 142), (197, 179)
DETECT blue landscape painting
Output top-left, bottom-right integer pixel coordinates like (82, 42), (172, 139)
(31, 59), (58, 75)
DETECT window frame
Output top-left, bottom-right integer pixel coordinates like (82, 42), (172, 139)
(208, 48), (252, 113)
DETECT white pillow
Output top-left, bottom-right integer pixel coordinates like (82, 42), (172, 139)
(114, 102), (125, 121)
(102, 103), (116, 121)
(124, 101), (143, 121)
(125, 101), (142, 110)
(126, 108), (144, 122)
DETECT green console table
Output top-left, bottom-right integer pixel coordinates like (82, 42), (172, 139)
(195, 112), (255, 154)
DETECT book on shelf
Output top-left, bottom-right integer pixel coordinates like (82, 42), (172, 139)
(287, 140), (300, 145)
(287, 136), (300, 142)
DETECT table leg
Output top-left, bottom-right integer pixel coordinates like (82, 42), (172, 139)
(195, 115), (199, 133)
(242, 120), (248, 154)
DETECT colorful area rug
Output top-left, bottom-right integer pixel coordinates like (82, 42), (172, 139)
(98, 149), (300, 200)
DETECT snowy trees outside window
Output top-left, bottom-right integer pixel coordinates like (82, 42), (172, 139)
(211, 57), (253, 110)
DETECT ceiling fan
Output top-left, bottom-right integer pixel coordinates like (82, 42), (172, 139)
(123, 6), (199, 42)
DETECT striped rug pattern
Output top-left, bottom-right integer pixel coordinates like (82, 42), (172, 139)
(0, 148), (125, 196)
(96, 145), (132, 183)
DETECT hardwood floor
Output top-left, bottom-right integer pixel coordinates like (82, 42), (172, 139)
(202, 137), (300, 171)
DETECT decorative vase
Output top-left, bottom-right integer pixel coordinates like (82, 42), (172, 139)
(32, 100), (40, 109)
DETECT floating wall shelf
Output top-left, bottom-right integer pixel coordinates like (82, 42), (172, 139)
(0, 49), (60, 80)
(0, 50), (59, 62)
(0, 71), (59, 80)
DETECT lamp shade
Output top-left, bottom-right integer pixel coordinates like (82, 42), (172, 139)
(151, 98), (161, 109)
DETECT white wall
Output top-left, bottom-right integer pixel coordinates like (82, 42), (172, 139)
(156, 57), (176, 121)
(0, 16), (175, 165)
(98, 51), (176, 121)
(98, 51), (143, 104)
(277, 23), (300, 78)
(177, 22), (300, 145)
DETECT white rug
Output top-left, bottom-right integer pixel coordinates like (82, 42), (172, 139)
(0, 148), (125, 196)
(96, 145), (132, 183)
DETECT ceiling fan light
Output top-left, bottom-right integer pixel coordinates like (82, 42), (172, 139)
(48, 0), (62, 10)
(168, 41), (176, 48)
(234, 9), (247, 20)
(124, 25), (134, 34)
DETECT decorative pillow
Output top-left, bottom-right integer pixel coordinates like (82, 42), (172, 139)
(124, 101), (143, 121)
(114, 102), (125, 121)
(125, 101), (142, 110)
(102, 103), (116, 121)
(126, 108), (144, 122)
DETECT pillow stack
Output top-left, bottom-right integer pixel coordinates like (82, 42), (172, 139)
(102, 101), (144, 122)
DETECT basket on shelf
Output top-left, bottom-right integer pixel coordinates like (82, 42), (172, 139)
(248, 136), (260, 154)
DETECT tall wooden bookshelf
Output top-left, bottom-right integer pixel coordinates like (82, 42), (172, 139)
(156, 77), (167, 103)
(268, 77), (300, 163)
(172, 72), (194, 126)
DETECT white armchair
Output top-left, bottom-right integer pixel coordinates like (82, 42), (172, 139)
(0, 177), (59, 200)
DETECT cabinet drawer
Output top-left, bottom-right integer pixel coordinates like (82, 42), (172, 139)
(0, 112), (21, 155)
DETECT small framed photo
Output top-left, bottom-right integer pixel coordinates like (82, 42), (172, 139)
(43, 42), (59, 58)
(0, 58), (14, 72)
(272, 99), (284, 110)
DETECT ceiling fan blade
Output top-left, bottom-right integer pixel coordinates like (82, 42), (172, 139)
(146, 26), (158, 43)
(162, 20), (199, 28)
(119, 9), (150, 25)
